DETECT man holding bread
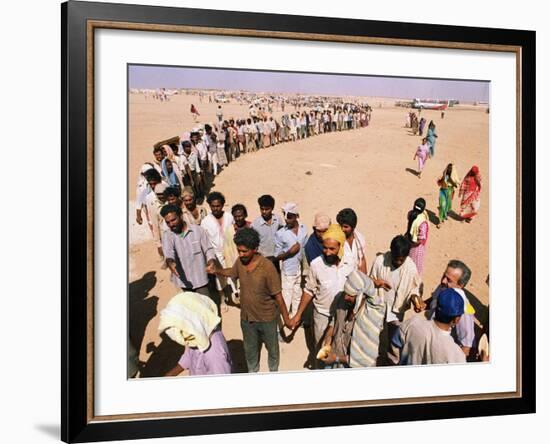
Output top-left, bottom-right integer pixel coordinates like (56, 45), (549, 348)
(289, 224), (354, 367)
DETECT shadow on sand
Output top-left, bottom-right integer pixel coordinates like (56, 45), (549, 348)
(227, 339), (247, 373)
(464, 288), (490, 330)
(426, 209), (440, 226)
(128, 271), (159, 361)
(405, 167), (420, 178)
(446, 210), (463, 222)
(139, 332), (185, 378)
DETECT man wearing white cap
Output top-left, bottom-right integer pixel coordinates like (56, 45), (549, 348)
(304, 213), (331, 265)
(135, 163), (158, 226)
(274, 202), (309, 317)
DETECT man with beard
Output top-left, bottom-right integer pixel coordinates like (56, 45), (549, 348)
(152, 146), (166, 174)
(163, 187), (208, 227)
(208, 228), (291, 372)
(274, 202), (309, 317)
(201, 192), (237, 309)
(160, 204), (217, 297)
(222, 204), (252, 303)
(370, 235), (423, 365)
(425, 260), (476, 358)
(336, 208), (367, 274)
(290, 224), (354, 367)
(181, 188), (208, 226)
(251, 195), (284, 267)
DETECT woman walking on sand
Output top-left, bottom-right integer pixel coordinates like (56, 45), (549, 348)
(418, 117), (426, 136)
(436, 163), (460, 228)
(426, 120), (438, 157)
(413, 138), (430, 178)
(405, 112), (411, 128)
(458, 166), (482, 223)
(406, 198), (429, 276)
(190, 104), (200, 122)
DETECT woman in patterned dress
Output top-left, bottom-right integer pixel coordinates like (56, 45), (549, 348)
(405, 198), (429, 276)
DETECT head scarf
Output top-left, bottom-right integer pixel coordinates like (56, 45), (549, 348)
(140, 162), (155, 175)
(313, 213), (331, 230)
(322, 224), (346, 259)
(181, 187), (195, 199)
(407, 198), (429, 242)
(158, 292), (220, 352)
(460, 166), (482, 206)
(463, 165), (482, 192)
(343, 270), (378, 315)
(282, 202), (299, 215)
(162, 144), (177, 162)
(161, 158), (179, 188)
(441, 164), (460, 187)
(344, 270), (376, 298)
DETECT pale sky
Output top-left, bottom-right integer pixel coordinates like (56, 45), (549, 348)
(128, 64), (489, 102)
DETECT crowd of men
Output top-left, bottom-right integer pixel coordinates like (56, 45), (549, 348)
(134, 188), (487, 377)
(131, 101), (488, 378)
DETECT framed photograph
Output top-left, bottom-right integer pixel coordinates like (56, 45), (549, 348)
(62, 0), (535, 442)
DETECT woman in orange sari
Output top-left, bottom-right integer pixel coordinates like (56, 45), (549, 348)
(458, 166), (482, 222)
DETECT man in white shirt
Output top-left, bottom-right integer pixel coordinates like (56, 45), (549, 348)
(135, 165), (159, 226)
(204, 124), (219, 176)
(178, 140), (203, 199)
(268, 117), (277, 145)
(200, 191), (237, 308)
(191, 130), (208, 170)
(370, 235), (423, 365)
(274, 202), (309, 317)
(245, 118), (257, 153)
(336, 208), (368, 273)
(152, 146), (165, 174)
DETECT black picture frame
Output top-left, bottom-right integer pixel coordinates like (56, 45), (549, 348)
(62, 1), (536, 442)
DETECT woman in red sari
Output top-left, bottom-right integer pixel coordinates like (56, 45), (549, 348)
(458, 166), (482, 222)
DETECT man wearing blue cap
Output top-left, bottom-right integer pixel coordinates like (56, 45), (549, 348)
(393, 288), (466, 365)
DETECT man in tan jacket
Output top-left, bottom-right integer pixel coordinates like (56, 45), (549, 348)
(369, 235), (423, 365)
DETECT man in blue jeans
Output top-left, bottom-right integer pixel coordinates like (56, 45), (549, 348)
(209, 227), (291, 372)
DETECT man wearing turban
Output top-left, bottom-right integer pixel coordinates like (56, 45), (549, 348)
(289, 224), (354, 368)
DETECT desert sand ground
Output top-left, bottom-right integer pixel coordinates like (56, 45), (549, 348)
(128, 92), (489, 377)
